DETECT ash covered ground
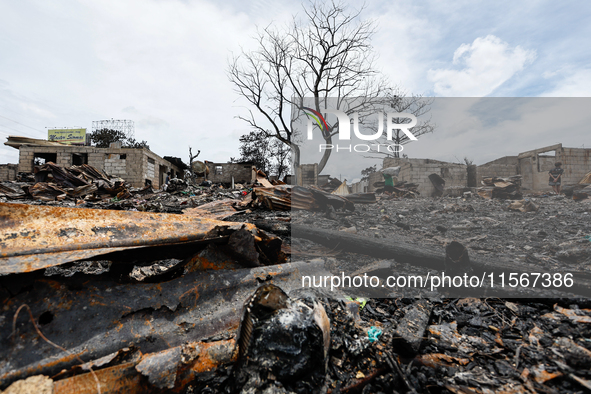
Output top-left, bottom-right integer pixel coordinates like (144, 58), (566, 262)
(288, 194), (591, 274)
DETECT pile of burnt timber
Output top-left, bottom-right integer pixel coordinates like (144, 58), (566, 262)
(373, 180), (420, 198)
(1, 164), (377, 215)
(389, 181), (420, 198)
(477, 175), (523, 199)
(252, 185), (376, 212)
(0, 162), (132, 202)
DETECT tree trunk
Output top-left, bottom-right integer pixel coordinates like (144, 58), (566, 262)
(317, 134), (332, 174)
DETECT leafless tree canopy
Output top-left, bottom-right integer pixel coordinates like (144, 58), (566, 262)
(228, 0), (433, 173)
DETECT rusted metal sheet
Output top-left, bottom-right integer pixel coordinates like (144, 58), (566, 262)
(254, 185), (293, 210)
(255, 169), (273, 187)
(580, 171), (591, 184)
(292, 186), (320, 210)
(254, 185), (322, 210)
(253, 185), (373, 211)
(53, 362), (150, 394)
(66, 184), (98, 198)
(50, 340), (237, 394)
(0, 202), (257, 274)
(69, 164), (111, 183)
(307, 186), (355, 210)
(137, 340), (236, 392)
(39, 162), (90, 188)
(0, 260), (331, 388)
(29, 182), (67, 201)
(0, 184), (26, 199)
(184, 198), (240, 219)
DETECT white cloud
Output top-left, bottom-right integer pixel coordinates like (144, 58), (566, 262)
(2, 1), (591, 173)
(429, 35), (536, 96)
(540, 69), (591, 97)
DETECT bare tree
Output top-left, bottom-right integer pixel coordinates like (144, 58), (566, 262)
(367, 95), (435, 158)
(188, 147), (200, 169)
(228, 1), (422, 175)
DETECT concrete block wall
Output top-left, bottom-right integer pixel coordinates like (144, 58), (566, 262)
(104, 155), (127, 176)
(88, 151), (105, 170)
(558, 147), (591, 185)
(57, 151), (72, 167)
(299, 163), (318, 187)
(123, 150), (148, 187)
(367, 172), (383, 192)
(518, 147), (591, 191)
(18, 147), (35, 172)
(519, 157), (536, 190)
(522, 154), (557, 191)
(382, 157), (405, 169)
(207, 163), (256, 185)
(476, 156), (519, 182)
(383, 158), (467, 196)
(141, 150), (172, 189)
(0, 164), (18, 181)
(147, 161), (155, 179)
(350, 180), (368, 193)
(16, 145), (180, 189)
(538, 155), (555, 173)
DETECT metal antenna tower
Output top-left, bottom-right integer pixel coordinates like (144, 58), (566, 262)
(91, 119), (135, 140)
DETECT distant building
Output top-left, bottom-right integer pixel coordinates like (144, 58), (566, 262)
(3, 136), (182, 188)
(301, 143), (591, 196)
(204, 161), (257, 185)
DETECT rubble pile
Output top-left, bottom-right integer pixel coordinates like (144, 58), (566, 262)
(0, 162), (130, 202)
(373, 180), (420, 198)
(388, 181), (420, 198)
(290, 194), (591, 277)
(478, 176), (523, 200)
(190, 296), (591, 393)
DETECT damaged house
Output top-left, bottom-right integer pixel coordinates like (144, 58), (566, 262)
(478, 143), (591, 191)
(341, 143), (591, 196)
(205, 161), (258, 185)
(3, 136), (182, 188)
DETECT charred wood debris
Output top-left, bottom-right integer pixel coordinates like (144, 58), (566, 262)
(1, 164), (591, 393)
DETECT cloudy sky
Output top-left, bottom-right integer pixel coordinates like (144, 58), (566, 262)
(1, 0), (590, 179)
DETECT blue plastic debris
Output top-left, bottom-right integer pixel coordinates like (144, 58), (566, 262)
(367, 326), (382, 343)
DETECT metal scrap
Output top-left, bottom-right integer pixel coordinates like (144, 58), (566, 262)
(184, 198), (242, 219)
(0, 184), (26, 199)
(0, 260), (331, 388)
(0, 202), (261, 274)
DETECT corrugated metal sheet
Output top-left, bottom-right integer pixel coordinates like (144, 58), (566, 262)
(0, 202), (256, 274)
(332, 180), (350, 196)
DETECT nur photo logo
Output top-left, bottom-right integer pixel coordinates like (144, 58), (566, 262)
(302, 106), (418, 153)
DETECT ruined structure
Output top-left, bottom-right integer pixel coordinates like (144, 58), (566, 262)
(478, 144), (591, 191)
(205, 162), (257, 185)
(4, 137), (182, 188)
(297, 143), (591, 196)
(379, 157), (468, 196)
(0, 164), (18, 182)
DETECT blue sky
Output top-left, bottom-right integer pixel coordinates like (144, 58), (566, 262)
(1, 0), (590, 178)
